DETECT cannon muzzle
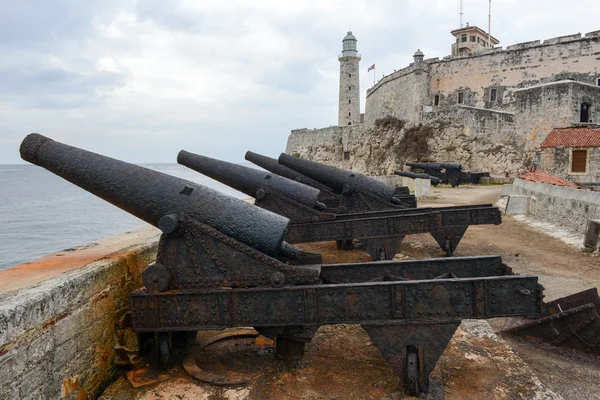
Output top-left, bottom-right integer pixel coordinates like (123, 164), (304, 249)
(178, 150), (323, 210)
(278, 153), (397, 203)
(245, 151), (335, 193)
(394, 170), (440, 186)
(20, 133), (293, 257)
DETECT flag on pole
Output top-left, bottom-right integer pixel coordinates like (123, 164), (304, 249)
(367, 64), (375, 72)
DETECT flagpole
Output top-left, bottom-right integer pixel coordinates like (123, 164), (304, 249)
(373, 66), (375, 86)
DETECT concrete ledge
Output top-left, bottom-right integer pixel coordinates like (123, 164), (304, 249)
(0, 226), (160, 399)
(506, 195), (530, 215)
(513, 178), (600, 233)
(371, 174), (404, 188)
(501, 184), (514, 197)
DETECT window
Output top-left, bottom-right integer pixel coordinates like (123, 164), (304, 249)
(343, 151), (350, 161)
(581, 103), (591, 123)
(348, 99), (351, 104)
(461, 34), (467, 42)
(490, 88), (497, 102)
(349, 74), (351, 78)
(349, 86), (351, 90)
(597, 77), (600, 86)
(348, 122), (352, 125)
(348, 112), (351, 116)
(434, 95), (440, 106)
(571, 149), (588, 173)
(470, 36), (476, 42)
(458, 92), (464, 104)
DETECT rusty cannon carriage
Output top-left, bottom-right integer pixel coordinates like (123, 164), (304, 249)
(178, 150), (502, 259)
(20, 134), (544, 396)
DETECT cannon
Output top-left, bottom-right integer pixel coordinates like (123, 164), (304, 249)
(278, 153), (416, 212)
(19, 134), (544, 396)
(394, 170), (441, 186)
(245, 150), (341, 206)
(406, 162), (490, 187)
(246, 151), (412, 209)
(179, 150), (502, 259)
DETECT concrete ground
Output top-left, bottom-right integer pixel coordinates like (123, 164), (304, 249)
(100, 185), (600, 400)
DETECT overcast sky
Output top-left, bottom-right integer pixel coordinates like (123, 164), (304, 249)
(1, 0), (598, 164)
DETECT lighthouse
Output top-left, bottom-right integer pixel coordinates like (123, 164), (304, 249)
(338, 31), (361, 126)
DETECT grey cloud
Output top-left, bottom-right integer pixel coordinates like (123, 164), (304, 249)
(0, 0), (599, 166)
(0, 65), (127, 109)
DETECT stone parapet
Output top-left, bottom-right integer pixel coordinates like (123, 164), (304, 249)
(512, 178), (600, 234)
(0, 226), (160, 399)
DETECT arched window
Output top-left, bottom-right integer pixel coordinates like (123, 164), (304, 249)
(597, 77), (600, 86)
(348, 122), (352, 125)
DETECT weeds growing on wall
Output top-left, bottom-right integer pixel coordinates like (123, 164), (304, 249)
(398, 124), (434, 161)
(362, 116), (436, 174)
(375, 115), (406, 131)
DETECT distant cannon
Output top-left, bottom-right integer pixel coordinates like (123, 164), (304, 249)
(245, 151), (340, 206)
(19, 134), (543, 396)
(394, 170), (441, 186)
(178, 150), (327, 213)
(246, 151), (414, 209)
(278, 153), (416, 212)
(405, 162), (489, 187)
(179, 150), (502, 260)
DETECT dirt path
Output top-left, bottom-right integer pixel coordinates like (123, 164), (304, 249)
(405, 185), (600, 300)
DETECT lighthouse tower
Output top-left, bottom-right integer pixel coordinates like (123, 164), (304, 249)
(338, 31), (361, 126)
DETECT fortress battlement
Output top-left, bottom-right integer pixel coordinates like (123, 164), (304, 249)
(287, 27), (600, 177)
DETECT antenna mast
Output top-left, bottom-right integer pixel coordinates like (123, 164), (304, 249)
(488, 0), (492, 47)
(459, 0), (464, 28)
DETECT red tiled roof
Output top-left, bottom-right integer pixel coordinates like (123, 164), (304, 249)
(540, 127), (600, 148)
(518, 171), (583, 189)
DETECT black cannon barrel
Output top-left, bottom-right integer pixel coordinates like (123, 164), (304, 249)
(436, 162), (463, 171)
(178, 150), (323, 210)
(278, 153), (397, 202)
(406, 162), (462, 171)
(394, 171), (440, 186)
(20, 133), (292, 257)
(405, 162), (442, 171)
(245, 151), (335, 193)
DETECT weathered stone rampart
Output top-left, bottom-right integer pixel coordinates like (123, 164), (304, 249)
(0, 227), (159, 399)
(364, 30), (600, 125)
(287, 30), (600, 178)
(423, 106), (524, 174)
(515, 81), (600, 148)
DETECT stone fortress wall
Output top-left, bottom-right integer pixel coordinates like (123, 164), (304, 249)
(287, 30), (600, 176)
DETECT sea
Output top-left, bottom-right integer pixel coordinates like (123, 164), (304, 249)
(0, 164), (247, 270)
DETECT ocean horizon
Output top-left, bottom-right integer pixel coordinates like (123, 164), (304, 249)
(0, 163), (249, 271)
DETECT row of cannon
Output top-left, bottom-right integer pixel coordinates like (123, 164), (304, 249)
(396, 162), (490, 187)
(20, 134), (541, 396)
